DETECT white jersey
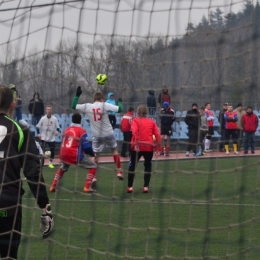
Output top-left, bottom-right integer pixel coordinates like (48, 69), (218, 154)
(76, 102), (119, 137)
(36, 115), (59, 142)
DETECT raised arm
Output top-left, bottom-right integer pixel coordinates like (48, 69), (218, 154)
(71, 86), (82, 109)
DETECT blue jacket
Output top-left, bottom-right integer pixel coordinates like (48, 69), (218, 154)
(106, 92), (116, 115)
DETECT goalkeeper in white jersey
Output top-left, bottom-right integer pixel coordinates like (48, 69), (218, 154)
(71, 87), (124, 180)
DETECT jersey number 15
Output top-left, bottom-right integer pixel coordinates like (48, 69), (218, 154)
(92, 108), (102, 121)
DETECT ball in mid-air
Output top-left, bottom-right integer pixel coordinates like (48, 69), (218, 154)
(96, 74), (107, 85)
(45, 151), (51, 157)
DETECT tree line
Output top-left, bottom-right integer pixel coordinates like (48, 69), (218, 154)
(0, 0), (259, 113)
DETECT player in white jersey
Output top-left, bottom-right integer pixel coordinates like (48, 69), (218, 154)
(36, 105), (60, 169)
(71, 87), (124, 180)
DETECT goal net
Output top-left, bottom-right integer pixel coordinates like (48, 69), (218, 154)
(1, 0), (260, 259)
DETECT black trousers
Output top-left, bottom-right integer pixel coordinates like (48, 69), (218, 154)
(237, 129), (244, 150)
(128, 150), (153, 188)
(41, 140), (56, 160)
(108, 115), (116, 127)
(0, 213), (22, 260)
(199, 130), (207, 147)
(187, 129), (199, 153)
(225, 129), (238, 145)
(121, 131), (132, 156)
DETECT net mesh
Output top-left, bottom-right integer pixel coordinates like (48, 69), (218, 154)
(1, 0), (260, 259)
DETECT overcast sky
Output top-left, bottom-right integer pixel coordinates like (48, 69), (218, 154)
(0, 0), (254, 57)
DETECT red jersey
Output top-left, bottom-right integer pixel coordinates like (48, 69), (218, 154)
(121, 111), (134, 132)
(59, 124), (90, 164)
(205, 109), (214, 127)
(131, 117), (160, 152)
(224, 111), (238, 129)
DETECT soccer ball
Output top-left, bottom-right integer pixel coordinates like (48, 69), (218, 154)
(96, 74), (107, 85)
(45, 151), (51, 157)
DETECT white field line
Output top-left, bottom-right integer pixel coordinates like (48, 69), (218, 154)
(22, 197), (260, 207)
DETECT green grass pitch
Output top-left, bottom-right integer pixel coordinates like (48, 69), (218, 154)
(19, 157), (260, 259)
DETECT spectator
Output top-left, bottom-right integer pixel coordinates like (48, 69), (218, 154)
(199, 107), (208, 155)
(158, 86), (171, 107)
(106, 92), (117, 127)
(242, 106), (258, 154)
(159, 102), (175, 156)
(121, 107), (134, 157)
(0, 86), (53, 259)
(8, 84), (17, 103)
(218, 102), (228, 152)
(127, 105), (160, 193)
(224, 105), (239, 155)
(147, 90), (156, 117)
(15, 92), (22, 122)
(36, 105), (60, 169)
(28, 92), (44, 126)
(204, 102), (215, 152)
(185, 103), (200, 156)
(8, 84), (17, 119)
(234, 103), (246, 151)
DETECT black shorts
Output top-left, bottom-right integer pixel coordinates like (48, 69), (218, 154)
(207, 126), (214, 136)
(160, 125), (172, 136)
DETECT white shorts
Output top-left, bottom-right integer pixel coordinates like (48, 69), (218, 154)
(92, 134), (117, 153)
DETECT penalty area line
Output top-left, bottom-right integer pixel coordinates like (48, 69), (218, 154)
(22, 197), (260, 207)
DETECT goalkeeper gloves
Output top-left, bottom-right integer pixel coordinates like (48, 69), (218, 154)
(118, 98), (122, 102)
(76, 86), (82, 97)
(40, 204), (54, 239)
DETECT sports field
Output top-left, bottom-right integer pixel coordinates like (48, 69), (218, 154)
(19, 157), (260, 260)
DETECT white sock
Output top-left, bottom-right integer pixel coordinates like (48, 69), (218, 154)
(205, 139), (210, 150)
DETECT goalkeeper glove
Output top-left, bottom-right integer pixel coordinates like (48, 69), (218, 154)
(40, 204), (54, 239)
(76, 86), (82, 97)
(118, 98), (122, 102)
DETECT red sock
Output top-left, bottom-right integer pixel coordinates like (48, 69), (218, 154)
(85, 168), (96, 188)
(166, 147), (170, 153)
(113, 154), (121, 171)
(51, 168), (64, 188)
(161, 147), (164, 153)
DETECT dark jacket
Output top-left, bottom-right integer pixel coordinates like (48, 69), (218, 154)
(160, 107), (175, 126)
(147, 90), (156, 108)
(16, 91), (22, 110)
(0, 113), (49, 216)
(158, 89), (171, 106)
(28, 92), (44, 116)
(218, 109), (227, 130)
(185, 109), (200, 130)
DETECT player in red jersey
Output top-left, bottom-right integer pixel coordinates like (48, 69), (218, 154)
(204, 102), (215, 152)
(224, 105), (239, 155)
(49, 112), (97, 193)
(127, 105), (161, 193)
